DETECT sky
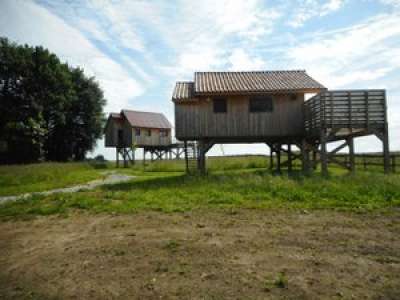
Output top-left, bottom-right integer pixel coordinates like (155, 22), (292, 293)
(0, 0), (399, 159)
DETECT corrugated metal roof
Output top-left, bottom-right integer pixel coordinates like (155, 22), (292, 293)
(121, 110), (172, 129)
(172, 81), (194, 101)
(194, 70), (326, 94)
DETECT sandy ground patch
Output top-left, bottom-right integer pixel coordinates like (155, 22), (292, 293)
(0, 210), (399, 299)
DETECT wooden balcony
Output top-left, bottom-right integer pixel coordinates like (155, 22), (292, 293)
(304, 90), (387, 140)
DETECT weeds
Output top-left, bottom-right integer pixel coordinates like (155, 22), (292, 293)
(264, 272), (288, 291)
(163, 240), (180, 252)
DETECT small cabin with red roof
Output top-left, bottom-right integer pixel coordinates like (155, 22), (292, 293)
(104, 110), (172, 148)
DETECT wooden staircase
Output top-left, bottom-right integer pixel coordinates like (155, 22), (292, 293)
(184, 141), (198, 173)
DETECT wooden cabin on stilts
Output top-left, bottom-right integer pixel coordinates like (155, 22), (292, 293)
(104, 110), (173, 167)
(172, 71), (391, 175)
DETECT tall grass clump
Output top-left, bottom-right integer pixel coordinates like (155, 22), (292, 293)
(0, 162), (103, 196)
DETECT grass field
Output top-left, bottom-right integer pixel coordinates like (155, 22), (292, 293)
(0, 156), (399, 218)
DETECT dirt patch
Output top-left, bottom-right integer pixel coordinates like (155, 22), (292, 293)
(0, 210), (399, 299)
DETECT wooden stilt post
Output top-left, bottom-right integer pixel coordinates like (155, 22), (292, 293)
(197, 140), (212, 174)
(197, 141), (205, 174)
(348, 137), (355, 174)
(276, 144), (281, 173)
(312, 149), (317, 170)
(383, 123), (390, 174)
(116, 148), (119, 168)
(132, 147), (135, 165)
(143, 149), (146, 166)
(302, 139), (310, 175)
(123, 148), (128, 168)
(268, 144), (274, 170)
(287, 144), (292, 173)
(320, 130), (328, 177)
(184, 141), (189, 173)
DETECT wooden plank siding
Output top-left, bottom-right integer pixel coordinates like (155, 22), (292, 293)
(175, 94), (304, 140)
(104, 119), (123, 147)
(304, 90), (386, 135)
(105, 118), (171, 147)
(133, 128), (171, 147)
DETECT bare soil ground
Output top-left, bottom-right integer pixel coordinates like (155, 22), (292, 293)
(0, 210), (399, 300)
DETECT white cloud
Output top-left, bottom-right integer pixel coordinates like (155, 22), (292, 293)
(0, 0), (144, 114)
(87, 0), (158, 53)
(288, 0), (346, 28)
(288, 13), (400, 87)
(159, 0), (280, 77)
(205, 0), (281, 40)
(77, 18), (110, 42)
(228, 49), (267, 70)
(379, 0), (400, 7)
(321, 0), (345, 15)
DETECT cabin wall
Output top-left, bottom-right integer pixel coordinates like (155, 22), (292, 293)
(104, 119), (123, 147)
(133, 128), (172, 146)
(175, 94), (304, 140)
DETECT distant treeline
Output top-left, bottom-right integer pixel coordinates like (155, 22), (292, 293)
(0, 37), (106, 164)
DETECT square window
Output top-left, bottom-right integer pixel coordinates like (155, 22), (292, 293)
(160, 129), (168, 137)
(213, 97), (227, 113)
(146, 129), (151, 137)
(135, 128), (141, 136)
(249, 96), (273, 113)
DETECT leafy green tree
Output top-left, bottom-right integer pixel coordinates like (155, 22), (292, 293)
(0, 37), (106, 163)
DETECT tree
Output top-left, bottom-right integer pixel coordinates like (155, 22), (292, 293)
(0, 37), (106, 163)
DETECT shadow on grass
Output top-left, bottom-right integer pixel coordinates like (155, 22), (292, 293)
(102, 168), (312, 193)
(101, 173), (194, 192)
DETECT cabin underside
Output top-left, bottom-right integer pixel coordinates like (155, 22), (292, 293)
(181, 89), (390, 175)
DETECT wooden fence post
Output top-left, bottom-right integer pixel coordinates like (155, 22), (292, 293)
(348, 137), (355, 174)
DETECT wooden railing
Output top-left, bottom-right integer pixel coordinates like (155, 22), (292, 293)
(304, 90), (387, 134)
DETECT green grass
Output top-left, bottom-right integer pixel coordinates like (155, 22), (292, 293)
(0, 162), (105, 196)
(1, 157), (399, 219)
(126, 155), (270, 173)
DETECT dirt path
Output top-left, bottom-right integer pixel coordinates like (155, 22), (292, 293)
(0, 210), (399, 299)
(0, 172), (134, 205)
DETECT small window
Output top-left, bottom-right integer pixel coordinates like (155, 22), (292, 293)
(213, 97), (227, 113)
(249, 96), (273, 113)
(290, 94), (298, 101)
(160, 129), (168, 137)
(135, 128), (141, 136)
(146, 129), (151, 137)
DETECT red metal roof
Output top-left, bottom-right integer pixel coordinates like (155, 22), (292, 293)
(172, 70), (326, 101)
(195, 71), (326, 94)
(121, 110), (172, 129)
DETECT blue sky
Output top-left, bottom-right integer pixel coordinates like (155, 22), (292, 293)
(0, 0), (399, 158)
